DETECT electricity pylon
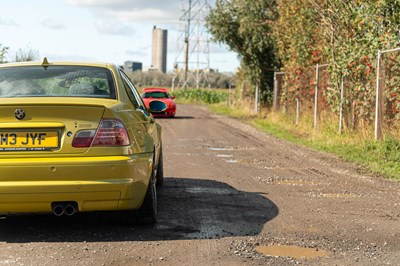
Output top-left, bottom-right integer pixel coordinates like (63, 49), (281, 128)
(172, 0), (211, 90)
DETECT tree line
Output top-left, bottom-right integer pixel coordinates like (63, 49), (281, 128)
(207, 0), (400, 114)
(127, 70), (235, 89)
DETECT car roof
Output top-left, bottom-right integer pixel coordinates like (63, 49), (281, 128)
(0, 59), (117, 70)
(142, 87), (169, 93)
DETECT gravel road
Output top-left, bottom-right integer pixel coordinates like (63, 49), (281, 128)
(0, 104), (399, 265)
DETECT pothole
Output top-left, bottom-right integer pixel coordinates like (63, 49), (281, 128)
(275, 180), (317, 186)
(253, 176), (318, 186)
(255, 245), (330, 259)
(308, 192), (360, 198)
(185, 187), (235, 195)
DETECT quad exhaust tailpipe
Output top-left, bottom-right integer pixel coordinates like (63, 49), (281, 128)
(64, 204), (76, 216)
(52, 204), (64, 216)
(51, 202), (78, 216)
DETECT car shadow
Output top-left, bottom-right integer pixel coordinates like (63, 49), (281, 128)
(0, 177), (278, 243)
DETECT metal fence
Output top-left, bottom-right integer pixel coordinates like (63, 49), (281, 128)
(273, 48), (400, 140)
(376, 48), (400, 139)
(273, 64), (333, 128)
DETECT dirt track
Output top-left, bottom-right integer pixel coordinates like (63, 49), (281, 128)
(0, 104), (399, 265)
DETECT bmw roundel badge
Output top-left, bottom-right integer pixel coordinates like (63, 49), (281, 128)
(14, 109), (26, 120)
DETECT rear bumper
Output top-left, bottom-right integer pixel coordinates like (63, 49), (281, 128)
(0, 154), (153, 213)
(151, 108), (176, 118)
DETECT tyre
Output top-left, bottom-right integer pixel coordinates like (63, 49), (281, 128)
(156, 147), (164, 187)
(125, 174), (157, 225)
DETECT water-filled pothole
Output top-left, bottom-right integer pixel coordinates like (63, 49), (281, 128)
(208, 147), (235, 151)
(216, 154), (233, 158)
(255, 245), (330, 259)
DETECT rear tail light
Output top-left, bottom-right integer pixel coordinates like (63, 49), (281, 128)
(72, 130), (96, 148)
(72, 119), (130, 148)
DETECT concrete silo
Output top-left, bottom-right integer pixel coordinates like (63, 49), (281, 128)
(152, 26), (168, 73)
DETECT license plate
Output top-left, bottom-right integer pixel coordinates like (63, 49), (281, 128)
(0, 131), (59, 151)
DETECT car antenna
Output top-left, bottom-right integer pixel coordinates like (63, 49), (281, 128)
(42, 57), (50, 70)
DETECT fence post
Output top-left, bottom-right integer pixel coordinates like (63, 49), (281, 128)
(375, 50), (383, 140)
(296, 98), (300, 126)
(228, 84), (232, 107)
(339, 75), (345, 134)
(171, 75), (175, 92)
(273, 72), (279, 111)
(255, 83), (259, 114)
(314, 64), (319, 129)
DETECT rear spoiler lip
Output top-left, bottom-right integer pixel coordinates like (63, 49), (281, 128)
(0, 97), (117, 108)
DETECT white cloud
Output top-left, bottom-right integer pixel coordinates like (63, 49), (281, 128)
(95, 19), (136, 36)
(65, 0), (181, 22)
(0, 18), (18, 27)
(66, 0), (178, 10)
(109, 9), (178, 23)
(126, 49), (147, 57)
(40, 19), (66, 30)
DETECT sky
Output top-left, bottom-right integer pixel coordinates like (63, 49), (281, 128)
(0, 0), (240, 73)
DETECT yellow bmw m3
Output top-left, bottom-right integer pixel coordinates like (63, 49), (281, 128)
(0, 59), (163, 224)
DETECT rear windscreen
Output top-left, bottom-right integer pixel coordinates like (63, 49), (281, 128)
(142, 91), (170, 99)
(0, 65), (116, 99)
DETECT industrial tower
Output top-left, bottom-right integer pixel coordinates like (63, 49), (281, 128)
(172, 0), (211, 90)
(151, 26), (168, 73)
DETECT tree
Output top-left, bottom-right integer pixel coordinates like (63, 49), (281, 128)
(15, 47), (39, 62)
(207, 0), (280, 102)
(274, 0), (325, 68)
(309, 0), (400, 124)
(0, 44), (9, 63)
(272, 0), (327, 115)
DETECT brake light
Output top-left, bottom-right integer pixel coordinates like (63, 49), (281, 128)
(72, 119), (130, 148)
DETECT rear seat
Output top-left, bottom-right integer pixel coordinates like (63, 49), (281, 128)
(69, 83), (97, 95)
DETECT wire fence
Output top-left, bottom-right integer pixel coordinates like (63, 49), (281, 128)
(273, 64), (334, 128)
(273, 49), (400, 139)
(380, 50), (400, 133)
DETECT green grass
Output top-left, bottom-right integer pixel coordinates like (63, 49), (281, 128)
(173, 88), (228, 105)
(209, 103), (400, 181)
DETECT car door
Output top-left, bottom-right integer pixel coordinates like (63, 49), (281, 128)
(119, 71), (158, 154)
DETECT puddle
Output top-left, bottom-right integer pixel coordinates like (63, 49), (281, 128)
(208, 147), (235, 151)
(255, 245), (330, 259)
(208, 147), (256, 151)
(216, 154), (233, 158)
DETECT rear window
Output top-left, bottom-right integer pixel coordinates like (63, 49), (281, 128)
(142, 91), (170, 99)
(0, 65), (116, 99)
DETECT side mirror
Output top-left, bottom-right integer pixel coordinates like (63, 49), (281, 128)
(149, 100), (167, 113)
(171, 95), (175, 99)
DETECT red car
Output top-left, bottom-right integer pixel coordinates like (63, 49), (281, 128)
(142, 88), (176, 118)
